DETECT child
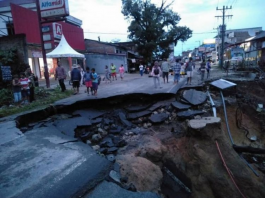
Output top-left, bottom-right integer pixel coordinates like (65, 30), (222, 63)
(180, 62), (185, 78)
(20, 73), (30, 104)
(12, 74), (22, 104)
(91, 68), (98, 96)
(119, 64), (125, 80)
(83, 67), (92, 95)
(104, 65), (111, 83)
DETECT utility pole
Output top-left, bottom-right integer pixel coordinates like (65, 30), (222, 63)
(36, 0), (50, 88)
(215, 6), (233, 69)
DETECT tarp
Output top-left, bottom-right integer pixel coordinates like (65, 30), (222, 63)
(46, 34), (85, 58)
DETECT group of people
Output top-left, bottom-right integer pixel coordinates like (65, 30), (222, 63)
(12, 67), (39, 105)
(149, 57), (212, 88)
(103, 63), (125, 83)
(55, 63), (100, 96)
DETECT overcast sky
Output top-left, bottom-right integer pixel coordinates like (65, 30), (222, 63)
(68, 0), (265, 56)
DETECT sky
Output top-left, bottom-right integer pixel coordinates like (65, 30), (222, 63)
(68, 0), (265, 56)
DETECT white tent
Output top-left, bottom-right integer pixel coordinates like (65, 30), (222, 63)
(46, 34), (85, 58)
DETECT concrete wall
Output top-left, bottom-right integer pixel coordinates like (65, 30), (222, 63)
(85, 54), (127, 74)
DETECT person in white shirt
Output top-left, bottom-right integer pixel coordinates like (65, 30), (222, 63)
(161, 58), (170, 83)
(139, 63), (144, 76)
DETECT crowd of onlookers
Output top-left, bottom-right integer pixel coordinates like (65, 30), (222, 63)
(12, 67), (39, 105)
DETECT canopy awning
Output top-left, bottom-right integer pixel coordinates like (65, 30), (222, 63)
(46, 34), (85, 58)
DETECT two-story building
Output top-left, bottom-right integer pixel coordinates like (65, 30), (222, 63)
(0, 0), (85, 78)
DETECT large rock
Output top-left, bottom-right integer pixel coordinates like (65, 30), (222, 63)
(182, 89), (207, 105)
(116, 155), (163, 192)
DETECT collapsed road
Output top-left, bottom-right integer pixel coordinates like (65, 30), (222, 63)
(1, 67), (265, 198)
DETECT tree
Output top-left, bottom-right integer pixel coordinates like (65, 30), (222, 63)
(121, 0), (192, 62)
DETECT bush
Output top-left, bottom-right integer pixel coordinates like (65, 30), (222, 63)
(0, 88), (12, 107)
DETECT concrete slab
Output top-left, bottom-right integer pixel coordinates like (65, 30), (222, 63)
(0, 127), (112, 198)
(171, 101), (191, 110)
(182, 89), (207, 105)
(85, 181), (161, 198)
(73, 109), (105, 119)
(0, 121), (24, 146)
(188, 117), (221, 129)
(53, 116), (91, 137)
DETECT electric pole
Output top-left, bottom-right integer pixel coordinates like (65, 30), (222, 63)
(215, 6), (233, 69)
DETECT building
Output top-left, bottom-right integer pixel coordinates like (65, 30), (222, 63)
(225, 27), (262, 44)
(0, 0), (85, 78)
(244, 31), (265, 68)
(85, 39), (128, 74)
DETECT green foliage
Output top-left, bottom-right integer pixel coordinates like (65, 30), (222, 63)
(0, 49), (16, 65)
(121, 0), (192, 62)
(0, 88), (12, 106)
(0, 88), (72, 118)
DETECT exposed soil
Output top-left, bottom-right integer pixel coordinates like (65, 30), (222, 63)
(113, 79), (265, 198)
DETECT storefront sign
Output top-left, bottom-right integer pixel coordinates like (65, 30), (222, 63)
(41, 25), (50, 33)
(39, 0), (69, 18)
(53, 23), (63, 39)
(1, 66), (12, 81)
(43, 34), (51, 41)
(44, 43), (52, 50)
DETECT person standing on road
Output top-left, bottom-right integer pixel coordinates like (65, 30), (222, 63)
(139, 63), (144, 76)
(104, 65), (111, 83)
(119, 64), (125, 80)
(200, 59), (206, 82)
(110, 63), (117, 81)
(71, 64), (81, 95)
(83, 67), (92, 95)
(79, 65), (85, 86)
(206, 59), (211, 78)
(180, 62), (185, 78)
(91, 68), (98, 96)
(151, 61), (162, 89)
(185, 57), (193, 85)
(55, 62), (66, 92)
(173, 59), (181, 84)
(161, 58), (170, 83)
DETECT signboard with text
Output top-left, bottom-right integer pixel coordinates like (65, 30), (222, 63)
(52, 23), (63, 39)
(39, 0), (69, 18)
(1, 66), (12, 81)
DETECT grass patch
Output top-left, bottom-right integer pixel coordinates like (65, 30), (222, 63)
(0, 86), (72, 118)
